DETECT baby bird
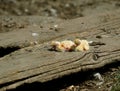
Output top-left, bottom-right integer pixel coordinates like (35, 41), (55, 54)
(51, 39), (90, 52)
(74, 39), (89, 52)
(51, 40), (76, 52)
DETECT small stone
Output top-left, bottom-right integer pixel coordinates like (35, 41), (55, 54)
(54, 24), (58, 28)
(32, 33), (39, 37)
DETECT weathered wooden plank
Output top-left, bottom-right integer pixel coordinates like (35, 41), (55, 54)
(0, 10), (120, 90)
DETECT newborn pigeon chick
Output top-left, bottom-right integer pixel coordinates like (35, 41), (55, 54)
(74, 39), (89, 51)
(51, 40), (76, 52)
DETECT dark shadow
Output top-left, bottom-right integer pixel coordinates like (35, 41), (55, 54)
(0, 46), (20, 57)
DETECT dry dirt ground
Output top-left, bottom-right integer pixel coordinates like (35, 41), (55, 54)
(0, 0), (120, 91)
(1, 0), (120, 19)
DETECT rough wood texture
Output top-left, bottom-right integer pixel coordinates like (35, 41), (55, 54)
(0, 10), (120, 90)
